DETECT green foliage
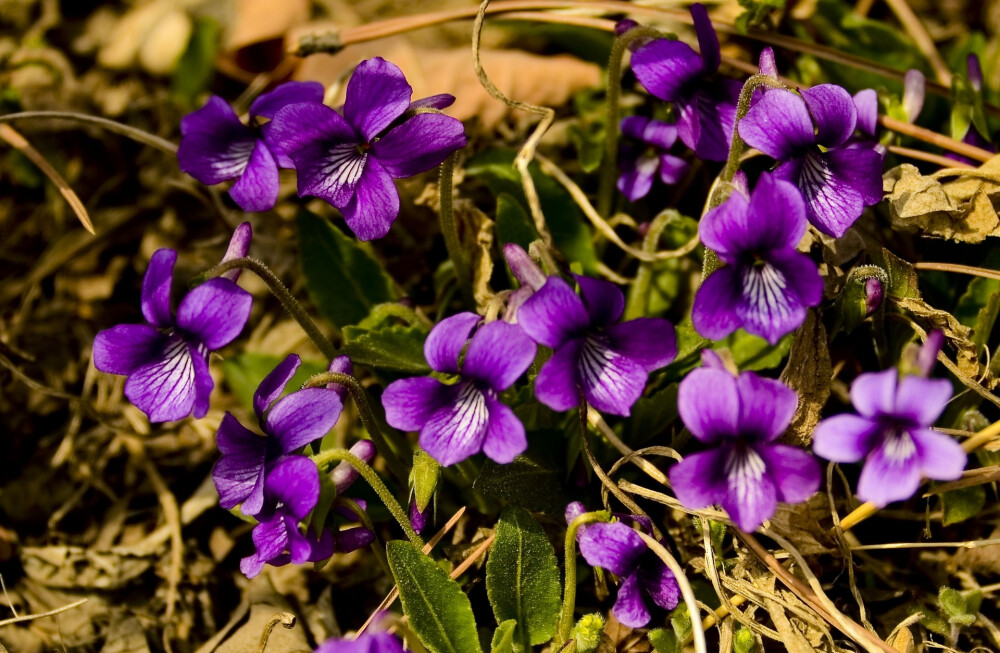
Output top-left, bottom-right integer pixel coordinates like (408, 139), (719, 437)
(940, 485), (987, 525)
(950, 73), (990, 142)
(474, 439), (571, 514)
(649, 627), (678, 653)
(938, 587), (982, 627)
(171, 17), (219, 108)
(490, 620), (517, 653)
(670, 604), (692, 643)
(626, 383), (678, 445)
(716, 331), (792, 371)
(485, 506), (562, 650)
(495, 193), (540, 251)
(733, 627), (756, 653)
(298, 211), (398, 329)
(221, 353), (326, 411)
(466, 149), (597, 274)
(735, 0), (784, 33)
(340, 322), (430, 374)
(572, 614), (604, 653)
(411, 450), (441, 512)
(387, 541), (483, 653)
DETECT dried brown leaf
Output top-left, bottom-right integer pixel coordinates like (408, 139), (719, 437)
(779, 309), (831, 447)
(294, 40), (601, 129)
(20, 546), (151, 590)
(954, 525), (1000, 576)
(227, 0), (310, 50)
(767, 495), (836, 557)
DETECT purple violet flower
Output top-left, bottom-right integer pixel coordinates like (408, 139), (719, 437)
(692, 173), (823, 345)
(93, 248), (253, 423)
(812, 367), (966, 508)
(382, 313), (536, 466)
(517, 276), (677, 416)
(566, 503), (680, 628)
(737, 83), (884, 237)
(629, 4), (742, 161)
(314, 632), (405, 653)
(213, 354), (344, 516)
(268, 57), (467, 241)
(239, 456), (335, 578)
(617, 116), (690, 201)
(669, 353), (822, 532)
(178, 81), (325, 211)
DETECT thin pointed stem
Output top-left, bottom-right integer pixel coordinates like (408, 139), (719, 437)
(203, 257), (338, 360)
(438, 152), (474, 304)
(556, 511), (610, 645)
(312, 448), (423, 548)
(303, 372), (411, 484)
(0, 111), (178, 153)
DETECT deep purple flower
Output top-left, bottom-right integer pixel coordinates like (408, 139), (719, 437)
(178, 82), (324, 211)
(268, 57), (467, 240)
(213, 354), (344, 516)
(93, 249), (252, 422)
(738, 83), (883, 237)
(617, 116), (690, 201)
(812, 368), (965, 507)
(382, 313), (536, 466)
(692, 174), (822, 344)
(239, 456), (335, 578)
(566, 504), (680, 628)
(517, 276), (676, 416)
(669, 355), (822, 532)
(630, 4), (742, 161)
(314, 632), (405, 653)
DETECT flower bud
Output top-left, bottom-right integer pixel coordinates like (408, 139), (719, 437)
(838, 265), (886, 332)
(968, 54), (983, 93)
(220, 222), (252, 282)
(757, 47), (778, 78)
(335, 526), (375, 553)
(503, 243), (547, 291)
(409, 501), (429, 535)
(572, 614), (606, 653)
(325, 355), (353, 403)
(332, 440), (376, 493)
(411, 449), (440, 513)
(902, 69), (926, 123)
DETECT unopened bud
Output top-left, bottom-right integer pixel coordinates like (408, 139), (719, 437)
(409, 501), (429, 535)
(757, 47), (778, 77)
(411, 449), (440, 512)
(326, 355), (353, 403)
(220, 222), (252, 282)
(503, 243), (547, 291)
(332, 440), (376, 493)
(968, 54), (983, 93)
(573, 614), (605, 653)
(839, 265), (886, 332)
(902, 69), (926, 123)
(335, 526), (375, 553)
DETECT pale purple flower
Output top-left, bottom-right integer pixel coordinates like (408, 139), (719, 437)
(738, 83), (883, 237)
(517, 276), (677, 416)
(630, 4), (742, 161)
(382, 313), (536, 466)
(902, 69), (926, 123)
(502, 243), (547, 323)
(670, 354), (822, 532)
(315, 632), (405, 653)
(93, 248), (252, 422)
(692, 173), (822, 345)
(617, 116), (690, 201)
(268, 57), (467, 241)
(566, 503), (680, 628)
(178, 82), (324, 211)
(213, 354), (344, 516)
(812, 367), (965, 508)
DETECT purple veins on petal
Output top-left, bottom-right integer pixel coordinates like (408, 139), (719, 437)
(672, 362), (821, 531)
(382, 314), (534, 467)
(813, 366), (965, 507)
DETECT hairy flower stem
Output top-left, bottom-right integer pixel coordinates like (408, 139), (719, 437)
(304, 372), (411, 484)
(838, 417), (1000, 532)
(438, 152), (474, 305)
(624, 209), (680, 320)
(596, 25), (665, 219)
(556, 511), (611, 645)
(203, 257), (338, 360)
(311, 448), (424, 549)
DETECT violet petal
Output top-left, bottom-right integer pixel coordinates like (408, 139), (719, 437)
(249, 81), (325, 120)
(344, 57), (413, 141)
(575, 275), (625, 326)
(177, 96), (256, 185)
(812, 414), (881, 462)
(383, 376), (455, 432)
(176, 278), (252, 350)
(124, 336), (195, 423)
(518, 277), (590, 349)
(678, 367), (739, 442)
(604, 317), (677, 372)
(481, 395), (527, 463)
(266, 387), (344, 453)
(424, 312), (480, 374)
(227, 139), (279, 212)
(141, 249), (176, 328)
(800, 84), (857, 148)
(738, 89), (815, 160)
(92, 324), (166, 375)
(254, 354), (301, 421)
(341, 156), (400, 241)
(462, 320), (536, 392)
(419, 383), (489, 466)
(372, 113), (467, 178)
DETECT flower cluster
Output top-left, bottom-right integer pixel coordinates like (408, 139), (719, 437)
(179, 58), (467, 240)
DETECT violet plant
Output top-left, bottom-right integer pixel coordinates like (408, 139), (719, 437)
(69, 4), (999, 650)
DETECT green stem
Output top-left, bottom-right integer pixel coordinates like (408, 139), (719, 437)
(304, 372), (411, 484)
(596, 25), (665, 219)
(203, 257), (338, 360)
(312, 448), (424, 548)
(624, 209), (678, 320)
(439, 151), (474, 304)
(556, 511), (611, 645)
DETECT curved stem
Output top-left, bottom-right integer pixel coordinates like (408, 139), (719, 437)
(304, 372), (411, 483)
(203, 257), (338, 360)
(438, 152), (473, 304)
(0, 111), (178, 153)
(719, 74), (787, 190)
(596, 25), (665, 219)
(634, 531), (708, 653)
(913, 261), (1000, 282)
(556, 511), (611, 644)
(312, 448), (423, 548)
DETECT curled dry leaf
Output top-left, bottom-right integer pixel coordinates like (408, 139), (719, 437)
(883, 156), (1000, 243)
(97, 0), (193, 75)
(21, 545), (151, 590)
(293, 37), (601, 129)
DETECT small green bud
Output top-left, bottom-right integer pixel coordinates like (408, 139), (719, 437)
(837, 265), (887, 332)
(411, 449), (440, 512)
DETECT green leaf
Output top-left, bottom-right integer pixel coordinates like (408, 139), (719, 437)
(341, 323), (430, 374)
(733, 626), (756, 653)
(717, 331), (792, 371)
(568, 121), (604, 173)
(222, 353), (326, 411)
(940, 484), (986, 525)
(626, 383), (678, 445)
(171, 17), (219, 109)
(387, 541), (483, 653)
(495, 193), (540, 251)
(466, 149), (597, 274)
(474, 444), (571, 514)
(954, 274), (1000, 351)
(670, 605), (692, 644)
(491, 620), (517, 653)
(486, 506), (561, 650)
(649, 628), (678, 653)
(298, 210), (397, 328)
(939, 587), (969, 618)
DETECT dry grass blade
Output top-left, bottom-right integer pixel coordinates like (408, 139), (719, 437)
(0, 124), (94, 234)
(633, 531), (708, 653)
(0, 597), (88, 627)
